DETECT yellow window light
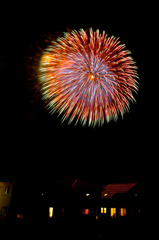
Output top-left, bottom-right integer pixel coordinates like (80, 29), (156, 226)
(101, 207), (107, 214)
(104, 208), (107, 214)
(120, 208), (126, 216)
(110, 208), (116, 218)
(49, 207), (54, 218)
(101, 207), (104, 214)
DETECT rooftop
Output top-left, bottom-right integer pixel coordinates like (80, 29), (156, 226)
(102, 182), (137, 198)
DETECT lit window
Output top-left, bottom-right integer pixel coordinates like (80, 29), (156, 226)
(49, 207), (54, 218)
(101, 207), (103, 214)
(82, 209), (89, 215)
(120, 208), (126, 216)
(101, 207), (107, 214)
(110, 208), (116, 218)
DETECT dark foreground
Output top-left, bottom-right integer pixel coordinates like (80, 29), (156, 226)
(0, 217), (151, 240)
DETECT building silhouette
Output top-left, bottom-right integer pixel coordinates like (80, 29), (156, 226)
(3, 177), (143, 226)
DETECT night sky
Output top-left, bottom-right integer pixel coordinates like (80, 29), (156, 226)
(1, 3), (157, 188)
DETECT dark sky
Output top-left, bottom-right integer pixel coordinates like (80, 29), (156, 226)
(1, 3), (157, 187)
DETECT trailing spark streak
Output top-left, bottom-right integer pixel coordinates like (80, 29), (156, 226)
(39, 28), (139, 126)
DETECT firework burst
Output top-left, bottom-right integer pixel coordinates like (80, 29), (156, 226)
(38, 28), (139, 126)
